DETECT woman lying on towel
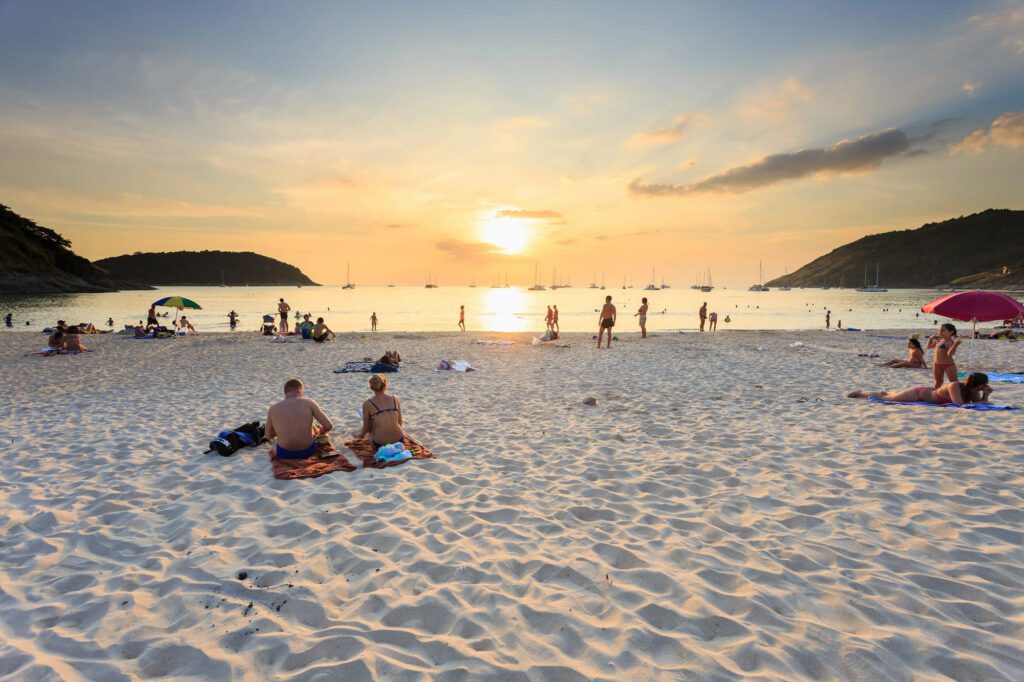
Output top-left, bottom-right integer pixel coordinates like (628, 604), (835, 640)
(877, 338), (927, 368)
(352, 374), (404, 450)
(848, 372), (991, 405)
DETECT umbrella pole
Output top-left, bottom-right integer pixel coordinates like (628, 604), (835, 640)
(967, 317), (976, 372)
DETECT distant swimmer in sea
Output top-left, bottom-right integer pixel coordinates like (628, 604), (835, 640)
(635, 297), (648, 338)
(552, 305), (559, 333)
(458, 305), (466, 332)
(228, 310), (239, 329)
(878, 338), (927, 368)
(699, 302), (707, 332)
(353, 374), (404, 451)
(106, 317), (114, 327)
(266, 378), (334, 459)
(371, 312), (378, 331)
(709, 311), (718, 332)
(312, 317), (335, 342)
(848, 372), (991, 406)
(927, 323), (961, 388)
(278, 298), (291, 334)
(598, 295), (616, 348)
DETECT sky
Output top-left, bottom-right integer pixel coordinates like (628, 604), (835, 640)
(1, 0), (1023, 286)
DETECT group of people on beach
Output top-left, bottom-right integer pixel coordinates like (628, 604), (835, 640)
(851, 323), (995, 405)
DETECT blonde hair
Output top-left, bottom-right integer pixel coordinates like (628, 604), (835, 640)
(368, 374), (387, 392)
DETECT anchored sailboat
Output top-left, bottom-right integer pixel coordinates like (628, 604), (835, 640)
(748, 261), (769, 292)
(856, 263), (888, 292)
(528, 264), (546, 291)
(342, 263), (355, 289)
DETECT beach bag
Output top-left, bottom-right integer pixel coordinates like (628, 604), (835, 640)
(209, 421), (265, 457)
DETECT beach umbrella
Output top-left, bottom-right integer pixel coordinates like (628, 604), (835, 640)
(152, 296), (203, 310)
(921, 290), (1024, 369)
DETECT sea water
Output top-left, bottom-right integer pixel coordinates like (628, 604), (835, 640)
(1, 286), (1016, 334)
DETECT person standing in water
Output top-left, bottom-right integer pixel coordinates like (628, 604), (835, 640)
(458, 305), (466, 332)
(699, 302), (707, 332)
(228, 310), (239, 329)
(371, 312), (378, 331)
(635, 297), (649, 338)
(598, 295), (616, 348)
(552, 305), (560, 333)
(147, 304), (158, 329)
(278, 298), (291, 334)
(825, 310), (831, 329)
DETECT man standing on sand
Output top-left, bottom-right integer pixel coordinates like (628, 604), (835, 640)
(552, 305), (559, 333)
(278, 298), (291, 334)
(147, 304), (158, 328)
(826, 310), (831, 329)
(545, 305), (554, 333)
(598, 295), (616, 348)
(371, 312), (378, 331)
(458, 305), (466, 331)
(266, 378), (334, 459)
(635, 297), (649, 338)
(699, 302), (707, 332)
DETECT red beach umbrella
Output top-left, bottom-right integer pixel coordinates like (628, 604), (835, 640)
(921, 290), (1024, 369)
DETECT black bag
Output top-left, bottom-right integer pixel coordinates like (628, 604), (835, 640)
(208, 421), (265, 457)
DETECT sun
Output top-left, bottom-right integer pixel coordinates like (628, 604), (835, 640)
(480, 216), (530, 255)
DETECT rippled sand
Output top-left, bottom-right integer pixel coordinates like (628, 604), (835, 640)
(1, 329), (1022, 680)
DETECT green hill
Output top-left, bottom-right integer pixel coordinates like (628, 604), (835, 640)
(94, 251), (319, 287)
(0, 204), (148, 294)
(766, 209), (1024, 289)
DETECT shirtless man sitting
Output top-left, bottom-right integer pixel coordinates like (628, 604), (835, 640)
(598, 295), (616, 348)
(311, 317), (335, 342)
(265, 378), (334, 459)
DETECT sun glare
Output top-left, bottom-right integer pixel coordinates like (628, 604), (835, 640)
(480, 217), (530, 255)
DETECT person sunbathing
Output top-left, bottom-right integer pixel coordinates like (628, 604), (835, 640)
(878, 338), (927, 368)
(63, 330), (88, 352)
(848, 372), (992, 406)
(176, 316), (197, 334)
(378, 350), (401, 367)
(266, 378), (334, 459)
(353, 374), (404, 450)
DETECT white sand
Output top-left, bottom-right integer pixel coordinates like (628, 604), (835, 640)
(1, 329), (1022, 680)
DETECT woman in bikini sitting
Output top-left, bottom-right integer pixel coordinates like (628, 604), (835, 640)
(848, 372), (991, 405)
(878, 338), (927, 368)
(927, 323), (961, 388)
(353, 374), (404, 450)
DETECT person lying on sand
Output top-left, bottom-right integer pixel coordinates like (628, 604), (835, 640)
(266, 378), (334, 459)
(848, 372), (991, 406)
(353, 374), (404, 450)
(878, 338), (927, 368)
(378, 350), (401, 367)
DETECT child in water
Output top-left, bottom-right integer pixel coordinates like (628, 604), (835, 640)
(927, 323), (961, 389)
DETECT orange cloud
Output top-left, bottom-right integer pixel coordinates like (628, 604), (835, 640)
(628, 115), (689, 147)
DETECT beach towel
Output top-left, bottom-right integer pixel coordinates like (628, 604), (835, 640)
(867, 396), (1018, 410)
(269, 439), (356, 479)
(334, 361), (399, 374)
(435, 359), (474, 372)
(344, 436), (433, 469)
(958, 372), (1024, 384)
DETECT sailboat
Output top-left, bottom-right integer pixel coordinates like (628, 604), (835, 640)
(700, 267), (714, 292)
(660, 276), (670, 290)
(748, 261), (769, 291)
(645, 267), (659, 292)
(425, 274), (438, 289)
(528, 264), (546, 291)
(778, 267), (791, 291)
(387, 277), (395, 288)
(504, 271), (510, 288)
(691, 272), (701, 290)
(856, 263), (888, 292)
(589, 273), (599, 289)
(342, 263), (355, 289)
(600, 274), (606, 290)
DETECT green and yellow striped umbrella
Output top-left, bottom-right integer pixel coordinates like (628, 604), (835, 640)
(152, 296), (203, 310)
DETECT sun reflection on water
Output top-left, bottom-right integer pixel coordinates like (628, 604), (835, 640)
(479, 286), (531, 332)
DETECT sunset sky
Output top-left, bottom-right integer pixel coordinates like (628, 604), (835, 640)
(1, 1), (1023, 286)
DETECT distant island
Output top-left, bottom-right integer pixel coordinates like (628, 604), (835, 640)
(767, 209), (1024, 289)
(0, 204), (149, 295)
(94, 251), (319, 287)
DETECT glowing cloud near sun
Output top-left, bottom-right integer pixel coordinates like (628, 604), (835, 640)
(480, 216), (530, 254)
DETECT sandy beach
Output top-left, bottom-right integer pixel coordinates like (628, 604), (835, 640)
(1, 328), (1022, 680)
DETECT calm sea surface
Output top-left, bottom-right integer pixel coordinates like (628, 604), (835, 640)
(2, 286), (1018, 334)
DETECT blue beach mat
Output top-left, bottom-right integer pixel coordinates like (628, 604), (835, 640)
(958, 372), (1024, 384)
(867, 396), (1018, 410)
(334, 361), (399, 374)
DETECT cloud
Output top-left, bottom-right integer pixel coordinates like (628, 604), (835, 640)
(966, 8), (1024, 52)
(555, 238), (577, 246)
(737, 77), (814, 125)
(962, 81), (979, 97)
(629, 128), (912, 197)
(949, 108), (1024, 155)
(496, 209), (563, 220)
(628, 115), (690, 147)
(435, 239), (501, 259)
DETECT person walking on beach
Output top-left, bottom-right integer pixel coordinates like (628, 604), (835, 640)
(598, 295), (616, 348)
(825, 310), (831, 329)
(4, 312), (12, 328)
(458, 305), (466, 332)
(552, 305), (560, 333)
(709, 311), (718, 332)
(635, 297), (648, 338)
(266, 378), (334, 459)
(699, 302), (707, 332)
(545, 305), (554, 333)
(278, 298), (291, 334)
(371, 312), (378, 331)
